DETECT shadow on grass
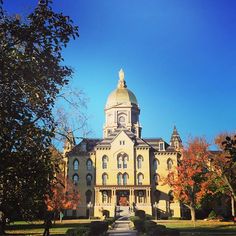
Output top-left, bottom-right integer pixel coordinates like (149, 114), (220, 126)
(172, 225), (236, 233)
(6, 222), (91, 236)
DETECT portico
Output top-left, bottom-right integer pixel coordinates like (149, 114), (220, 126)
(94, 185), (152, 217)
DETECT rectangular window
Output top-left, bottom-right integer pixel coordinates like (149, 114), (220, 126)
(120, 140), (125, 145)
(159, 142), (164, 151)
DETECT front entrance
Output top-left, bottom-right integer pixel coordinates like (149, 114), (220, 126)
(117, 190), (129, 206)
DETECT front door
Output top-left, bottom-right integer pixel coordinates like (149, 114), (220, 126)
(119, 196), (129, 206)
(117, 190), (129, 206)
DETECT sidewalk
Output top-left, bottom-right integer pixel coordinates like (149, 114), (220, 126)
(107, 220), (137, 236)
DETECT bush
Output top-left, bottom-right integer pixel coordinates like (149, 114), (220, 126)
(66, 227), (90, 236)
(135, 210), (146, 220)
(208, 210), (217, 219)
(105, 217), (115, 226)
(145, 214), (155, 220)
(144, 220), (157, 234)
(130, 217), (145, 232)
(89, 221), (108, 235)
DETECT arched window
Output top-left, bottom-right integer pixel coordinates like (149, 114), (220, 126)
(168, 190), (174, 203)
(85, 190), (92, 204)
(102, 191), (108, 203)
(102, 155), (108, 169)
(73, 159), (79, 171)
(117, 173), (122, 185)
(102, 173), (108, 185)
(117, 156), (122, 169)
(167, 159), (173, 170)
(137, 155), (143, 169)
(137, 173), (144, 185)
(87, 159), (92, 171)
(73, 174), (79, 185)
(154, 173), (160, 185)
(118, 115), (125, 127)
(123, 156), (128, 169)
(153, 159), (159, 171)
(123, 173), (128, 185)
(86, 174), (92, 186)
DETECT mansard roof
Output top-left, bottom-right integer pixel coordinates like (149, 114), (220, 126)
(68, 138), (101, 155)
(96, 128), (149, 148)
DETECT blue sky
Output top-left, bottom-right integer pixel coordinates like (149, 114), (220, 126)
(4, 0), (236, 147)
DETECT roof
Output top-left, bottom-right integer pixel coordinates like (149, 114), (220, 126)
(96, 128), (149, 148)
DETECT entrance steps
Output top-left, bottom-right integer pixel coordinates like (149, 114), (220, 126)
(116, 206), (130, 219)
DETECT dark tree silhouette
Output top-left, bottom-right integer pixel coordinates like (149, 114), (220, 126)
(0, 0), (79, 234)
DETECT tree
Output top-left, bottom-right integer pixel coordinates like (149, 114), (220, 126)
(46, 148), (80, 222)
(0, 0), (79, 233)
(209, 134), (236, 218)
(166, 138), (212, 221)
(46, 173), (80, 222)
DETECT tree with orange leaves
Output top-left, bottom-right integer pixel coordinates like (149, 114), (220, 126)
(166, 138), (212, 221)
(46, 172), (80, 221)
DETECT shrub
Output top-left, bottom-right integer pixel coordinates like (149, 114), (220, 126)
(145, 214), (155, 220)
(66, 227), (90, 236)
(208, 210), (217, 219)
(105, 217), (115, 226)
(144, 220), (157, 234)
(131, 217), (145, 232)
(135, 210), (146, 220)
(89, 221), (108, 235)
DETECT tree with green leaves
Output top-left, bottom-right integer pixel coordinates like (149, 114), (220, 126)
(0, 0), (79, 234)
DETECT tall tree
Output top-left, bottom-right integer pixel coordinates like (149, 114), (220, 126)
(0, 0), (79, 234)
(209, 134), (236, 217)
(166, 138), (211, 221)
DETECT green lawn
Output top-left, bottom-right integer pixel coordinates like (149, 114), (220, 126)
(5, 220), (93, 236)
(156, 220), (236, 236)
(5, 219), (236, 236)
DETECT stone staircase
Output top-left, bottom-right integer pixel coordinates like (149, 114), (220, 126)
(115, 206), (130, 220)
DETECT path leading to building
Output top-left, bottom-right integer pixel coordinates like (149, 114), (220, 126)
(107, 220), (137, 236)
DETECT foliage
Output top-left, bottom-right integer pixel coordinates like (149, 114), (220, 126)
(135, 209), (146, 220)
(46, 171), (80, 216)
(89, 221), (108, 235)
(211, 134), (236, 202)
(166, 138), (212, 221)
(104, 217), (115, 226)
(66, 226), (90, 236)
(131, 216), (145, 232)
(0, 0), (78, 233)
(208, 210), (217, 219)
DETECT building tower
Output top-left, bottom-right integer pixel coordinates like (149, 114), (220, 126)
(103, 69), (142, 138)
(170, 126), (183, 151)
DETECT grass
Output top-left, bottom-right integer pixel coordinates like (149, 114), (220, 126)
(5, 220), (93, 235)
(5, 219), (236, 236)
(155, 219), (236, 236)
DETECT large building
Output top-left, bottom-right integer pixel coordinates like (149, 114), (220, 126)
(64, 69), (183, 218)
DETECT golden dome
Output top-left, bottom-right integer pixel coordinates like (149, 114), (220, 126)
(105, 69), (138, 109)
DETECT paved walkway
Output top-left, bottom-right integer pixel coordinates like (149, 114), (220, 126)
(107, 220), (137, 236)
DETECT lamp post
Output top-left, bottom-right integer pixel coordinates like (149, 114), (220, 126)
(87, 201), (93, 219)
(153, 202), (158, 221)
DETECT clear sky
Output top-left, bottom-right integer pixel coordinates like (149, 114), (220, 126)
(4, 0), (236, 147)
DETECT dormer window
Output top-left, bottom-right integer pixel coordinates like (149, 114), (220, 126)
(159, 142), (164, 151)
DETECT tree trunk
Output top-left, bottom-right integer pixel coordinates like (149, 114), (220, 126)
(231, 195), (235, 217)
(0, 222), (5, 235)
(189, 206), (196, 222)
